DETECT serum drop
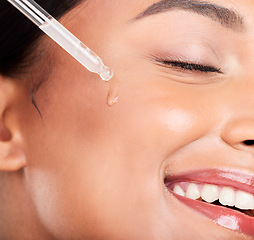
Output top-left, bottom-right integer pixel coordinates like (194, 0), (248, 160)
(107, 79), (120, 106)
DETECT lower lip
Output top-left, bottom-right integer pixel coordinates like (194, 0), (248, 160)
(170, 191), (254, 237)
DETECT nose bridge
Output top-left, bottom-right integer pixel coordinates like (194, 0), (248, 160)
(240, 70), (254, 104)
(220, 23), (254, 152)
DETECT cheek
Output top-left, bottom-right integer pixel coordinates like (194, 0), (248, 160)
(163, 109), (194, 131)
(114, 81), (212, 157)
(22, 51), (221, 238)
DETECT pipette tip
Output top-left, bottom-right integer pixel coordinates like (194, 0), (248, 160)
(99, 66), (113, 81)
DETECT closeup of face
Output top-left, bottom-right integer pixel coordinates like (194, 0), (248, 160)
(1, 0), (254, 239)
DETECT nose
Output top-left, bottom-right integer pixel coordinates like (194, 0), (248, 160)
(220, 72), (254, 153)
(221, 118), (254, 152)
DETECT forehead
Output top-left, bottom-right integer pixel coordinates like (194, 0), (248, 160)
(67, 1), (254, 36)
(63, 0), (254, 37)
(80, 0), (254, 19)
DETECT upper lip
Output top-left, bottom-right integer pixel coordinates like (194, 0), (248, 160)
(164, 168), (254, 194)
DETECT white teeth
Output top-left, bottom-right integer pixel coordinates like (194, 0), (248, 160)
(235, 191), (254, 210)
(171, 182), (254, 210)
(173, 185), (185, 197)
(186, 183), (201, 200)
(219, 187), (235, 207)
(201, 184), (219, 203)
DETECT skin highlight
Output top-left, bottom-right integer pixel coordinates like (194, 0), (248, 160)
(0, 0), (254, 239)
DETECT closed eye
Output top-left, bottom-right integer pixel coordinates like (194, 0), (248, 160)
(157, 60), (223, 74)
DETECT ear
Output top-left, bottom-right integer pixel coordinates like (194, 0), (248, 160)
(0, 75), (26, 171)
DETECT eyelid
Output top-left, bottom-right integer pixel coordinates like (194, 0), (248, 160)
(149, 54), (223, 74)
(160, 60), (223, 73)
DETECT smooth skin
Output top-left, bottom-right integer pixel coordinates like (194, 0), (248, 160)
(0, 0), (254, 239)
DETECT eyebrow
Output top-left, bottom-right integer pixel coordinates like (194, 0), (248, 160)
(134, 0), (244, 31)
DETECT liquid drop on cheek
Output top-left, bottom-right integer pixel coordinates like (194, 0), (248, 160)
(107, 79), (120, 106)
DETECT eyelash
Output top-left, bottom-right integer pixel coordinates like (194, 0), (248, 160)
(158, 60), (222, 74)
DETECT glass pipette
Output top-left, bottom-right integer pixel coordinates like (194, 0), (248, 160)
(7, 0), (113, 81)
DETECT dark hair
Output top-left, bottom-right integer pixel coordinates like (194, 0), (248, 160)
(0, 0), (83, 77)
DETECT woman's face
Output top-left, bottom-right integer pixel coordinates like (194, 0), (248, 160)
(19, 0), (254, 239)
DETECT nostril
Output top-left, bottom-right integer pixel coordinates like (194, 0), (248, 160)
(243, 140), (254, 146)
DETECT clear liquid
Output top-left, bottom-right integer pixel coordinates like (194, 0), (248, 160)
(107, 79), (120, 106)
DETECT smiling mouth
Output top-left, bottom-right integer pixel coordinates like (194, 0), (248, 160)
(164, 169), (254, 237)
(166, 182), (254, 217)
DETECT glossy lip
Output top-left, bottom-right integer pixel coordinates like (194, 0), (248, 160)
(164, 169), (254, 237)
(165, 169), (254, 194)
